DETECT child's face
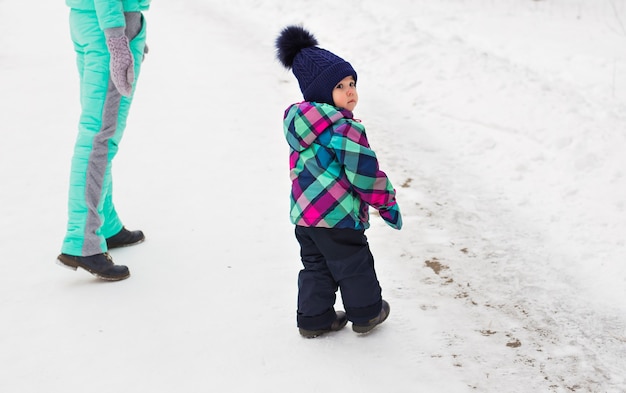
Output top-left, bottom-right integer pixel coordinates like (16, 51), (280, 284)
(332, 76), (358, 112)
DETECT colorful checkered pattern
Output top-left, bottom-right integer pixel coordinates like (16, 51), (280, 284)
(283, 102), (402, 230)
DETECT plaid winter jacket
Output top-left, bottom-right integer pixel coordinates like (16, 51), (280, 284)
(283, 101), (402, 230)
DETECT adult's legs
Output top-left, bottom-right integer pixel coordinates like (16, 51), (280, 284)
(62, 10), (146, 256)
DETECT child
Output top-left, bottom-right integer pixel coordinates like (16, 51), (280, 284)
(56, 0), (151, 281)
(276, 26), (403, 337)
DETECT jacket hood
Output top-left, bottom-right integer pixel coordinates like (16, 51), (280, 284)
(283, 102), (353, 152)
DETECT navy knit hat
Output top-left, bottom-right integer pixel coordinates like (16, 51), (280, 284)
(276, 25), (357, 106)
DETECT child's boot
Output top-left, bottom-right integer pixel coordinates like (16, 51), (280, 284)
(352, 300), (390, 334)
(299, 311), (348, 338)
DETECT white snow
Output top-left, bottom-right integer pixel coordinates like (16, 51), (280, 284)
(1, 0), (625, 392)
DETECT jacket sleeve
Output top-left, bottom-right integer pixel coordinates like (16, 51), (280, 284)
(333, 122), (403, 230)
(94, 0), (126, 30)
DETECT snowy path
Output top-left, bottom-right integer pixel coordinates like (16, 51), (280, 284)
(358, 1), (626, 390)
(1, 1), (625, 392)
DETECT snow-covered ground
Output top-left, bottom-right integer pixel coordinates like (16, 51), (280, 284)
(1, 1), (625, 392)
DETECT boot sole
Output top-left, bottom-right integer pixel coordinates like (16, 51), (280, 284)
(299, 329), (330, 338)
(56, 256), (130, 281)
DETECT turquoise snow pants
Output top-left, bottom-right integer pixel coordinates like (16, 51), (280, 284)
(62, 10), (147, 257)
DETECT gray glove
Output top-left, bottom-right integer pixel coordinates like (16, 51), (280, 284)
(105, 27), (135, 97)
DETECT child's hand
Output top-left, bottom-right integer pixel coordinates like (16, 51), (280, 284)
(105, 29), (135, 96)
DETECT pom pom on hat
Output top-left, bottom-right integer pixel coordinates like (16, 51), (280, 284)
(275, 25), (357, 106)
(276, 25), (318, 69)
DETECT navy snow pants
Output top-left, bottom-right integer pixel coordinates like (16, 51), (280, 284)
(295, 226), (383, 330)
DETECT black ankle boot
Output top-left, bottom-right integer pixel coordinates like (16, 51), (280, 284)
(106, 227), (145, 249)
(57, 253), (130, 281)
